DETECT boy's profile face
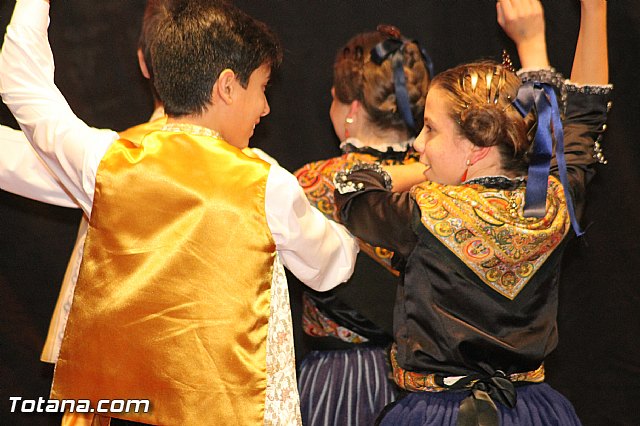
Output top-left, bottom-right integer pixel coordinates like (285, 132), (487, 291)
(227, 64), (272, 149)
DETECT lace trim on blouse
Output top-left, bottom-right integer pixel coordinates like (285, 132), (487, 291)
(340, 137), (413, 154)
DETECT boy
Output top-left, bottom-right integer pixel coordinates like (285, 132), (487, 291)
(0, 0), (358, 424)
(1, 0), (277, 368)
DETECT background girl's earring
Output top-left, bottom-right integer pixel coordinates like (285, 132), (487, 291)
(345, 117), (354, 138)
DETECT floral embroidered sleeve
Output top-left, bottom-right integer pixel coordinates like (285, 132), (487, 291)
(334, 163), (418, 259)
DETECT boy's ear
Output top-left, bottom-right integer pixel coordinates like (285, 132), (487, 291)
(137, 48), (151, 80)
(214, 69), (236, 105)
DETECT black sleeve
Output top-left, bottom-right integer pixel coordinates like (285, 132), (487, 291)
(551, 84), (613, 218)
(334, 168), (418, 259)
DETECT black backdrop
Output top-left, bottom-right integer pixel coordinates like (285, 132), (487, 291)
(0, 1), (638, 425)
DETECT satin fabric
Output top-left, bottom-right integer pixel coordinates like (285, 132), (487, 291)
(61, 412), (111, 426)
(41, 118), (168, 364)
(52, 130), (276, 425)
(395, 177), (571, 378)
(335, 172), (573, 378)
(117, 117), (166, 144)
(411, 176), (570, 300)
(334, 88), (611, 381)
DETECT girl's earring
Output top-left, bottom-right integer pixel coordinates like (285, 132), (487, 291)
(345, 117), (354, 139)
(461, 159), (472, 182)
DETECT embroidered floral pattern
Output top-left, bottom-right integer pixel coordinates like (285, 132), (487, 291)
(264, 254), (302, 425)
(302, 293), (369, 344)
(161, 122), (223, 139)
(411, 177), (570, 299)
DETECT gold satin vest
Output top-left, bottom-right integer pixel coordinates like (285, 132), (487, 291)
(118, 117), (166, 143)
(52, 129), (276, 425)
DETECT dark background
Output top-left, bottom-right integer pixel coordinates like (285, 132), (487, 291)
(1, 0), (638, 425)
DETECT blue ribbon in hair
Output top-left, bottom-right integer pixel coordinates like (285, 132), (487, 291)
(370, 37), (434, 136)
(512, 81), (584, 237)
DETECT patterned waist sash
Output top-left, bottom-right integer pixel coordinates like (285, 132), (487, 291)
(389, 345), (545, 426)
(390, 345), (544, 392)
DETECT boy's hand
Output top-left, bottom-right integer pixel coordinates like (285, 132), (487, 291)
(497, 0), (549, 69)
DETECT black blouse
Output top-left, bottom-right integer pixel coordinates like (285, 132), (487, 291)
(335, 87), (612, 377)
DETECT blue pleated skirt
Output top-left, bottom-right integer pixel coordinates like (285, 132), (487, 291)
(298, 346), (399, 426)
(378, 382), (582, 426)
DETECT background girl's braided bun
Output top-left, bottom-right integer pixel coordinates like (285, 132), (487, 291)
(362, 40), (429, 132)
(333, 29), (430, 134)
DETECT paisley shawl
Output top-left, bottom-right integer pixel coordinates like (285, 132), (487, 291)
(411, 176), (570, 299)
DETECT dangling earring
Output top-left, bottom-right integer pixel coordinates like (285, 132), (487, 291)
(461, 159), (472, 182)
(345, 117), (354, 139)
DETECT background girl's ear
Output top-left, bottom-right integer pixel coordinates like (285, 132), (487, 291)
(348, 99), (360, 117)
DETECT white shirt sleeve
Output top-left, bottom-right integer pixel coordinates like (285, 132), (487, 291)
(249, 147), (280, 166)
(0, 0), (119, 216)
(0, 124), (80, 208)
(265, 164), (358, 292)
(0, 0), (358, 292)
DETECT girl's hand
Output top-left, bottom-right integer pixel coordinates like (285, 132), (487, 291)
(497, 0), (549, 69)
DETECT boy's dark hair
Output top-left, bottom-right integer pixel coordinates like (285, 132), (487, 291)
(151, 0), (282, 117)
(138, 0), (169, 103)
(138, 0), (169, 81)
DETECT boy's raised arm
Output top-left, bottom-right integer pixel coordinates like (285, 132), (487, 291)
(0, 0), (119, 215)
(0, 124), (79, 207)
